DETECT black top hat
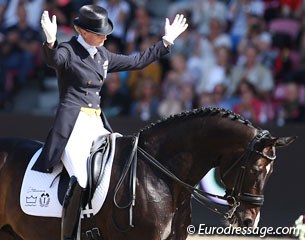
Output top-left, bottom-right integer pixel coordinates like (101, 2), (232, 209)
(73, 5), (113, 35)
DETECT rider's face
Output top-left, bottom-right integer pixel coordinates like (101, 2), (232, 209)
(80, 29), (107, 47)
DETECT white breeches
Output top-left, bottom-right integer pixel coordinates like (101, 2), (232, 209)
(62, 111), (110, 188)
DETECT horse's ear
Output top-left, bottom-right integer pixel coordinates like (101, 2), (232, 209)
(274, 136), (297, 148)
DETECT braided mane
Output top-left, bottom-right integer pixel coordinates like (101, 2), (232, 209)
(139, 107), (259, 133)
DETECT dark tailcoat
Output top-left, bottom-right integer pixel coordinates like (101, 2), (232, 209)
(32, 36), (169, 172)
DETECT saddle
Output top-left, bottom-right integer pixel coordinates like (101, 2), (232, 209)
(58, 135), (111, 206)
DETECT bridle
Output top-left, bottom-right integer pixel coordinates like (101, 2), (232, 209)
(220, 129), (276, 218)
(113, 129), (276, 230)
(138, 129), (276, 219)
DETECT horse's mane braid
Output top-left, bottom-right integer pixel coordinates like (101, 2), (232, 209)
(139, 107), (258, 133)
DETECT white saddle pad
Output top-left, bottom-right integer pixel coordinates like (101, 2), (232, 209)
(20, 133), (122, 218)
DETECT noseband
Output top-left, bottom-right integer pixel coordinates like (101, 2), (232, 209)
(137, 129), (276, 220)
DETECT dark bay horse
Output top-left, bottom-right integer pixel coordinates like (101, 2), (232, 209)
(0, 107), (296, 240)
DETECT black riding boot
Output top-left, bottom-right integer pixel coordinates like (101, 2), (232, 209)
(61, 176), (85, 240)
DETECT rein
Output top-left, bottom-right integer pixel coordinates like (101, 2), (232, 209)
(113, 133), (139, 232)
(113, 129), (276, 229)
(138, 129), (276, 219)
(137, 146), (230, 214)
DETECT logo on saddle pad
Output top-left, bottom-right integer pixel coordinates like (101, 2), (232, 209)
(25, 187), (51, 208)
(40, 193), (50, 207)
(25, 195), (37, 206)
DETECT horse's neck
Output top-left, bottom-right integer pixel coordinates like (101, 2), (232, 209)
(139, 118), (256, 187)
(139, 130), (213, 187)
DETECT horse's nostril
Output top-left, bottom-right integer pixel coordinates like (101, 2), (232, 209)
(243, 218), (253, 227)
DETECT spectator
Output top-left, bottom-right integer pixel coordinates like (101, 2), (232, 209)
(180, 82), (196, 111)
(233, 80), (268, 125)
(228, 0), (264, 52)
(103, 39), (130, 95)
(263, 0), (281, 23)
(236, 11), (266, 65)
(158, 82), (196, 118)
(98, 0), (131, 51)
(229, 44), (274, 99)
(128, 37), (162, 99)
(197, 92), (214, 108)
(125, 6), (158, 54)
(1, 0), (19, 28)
(256, 32), (277, 69)
(279, 0), (303, 18)
(196, 17), (232, 69)
(211, 83), (237, 110)
(196, 46), (232, 95)
(144, 0), (171, 30)
(188, 17), (231, 94)
(130, 77), (160, 121)
(158, 89), (183, 118)
(278, 81), (305, 123)
(100, 72), (130, 117)
(192, 0), (227, 36)
(25, 0), (45, 30)
(2, 0), (45, 30)
(161, 53), (194, 100)
(272, 38), (297, 84)
(0, 3), (42, 105)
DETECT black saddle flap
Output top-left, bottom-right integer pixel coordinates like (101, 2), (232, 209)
(86, 135), (111, 203)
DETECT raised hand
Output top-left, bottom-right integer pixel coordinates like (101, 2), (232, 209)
(162, 14), (188, 46)
(41, 10), (57, 45)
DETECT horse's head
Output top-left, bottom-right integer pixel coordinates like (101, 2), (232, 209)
(219, 130), (296, 228)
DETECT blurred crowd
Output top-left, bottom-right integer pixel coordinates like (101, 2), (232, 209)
(1, 0), (305, 126)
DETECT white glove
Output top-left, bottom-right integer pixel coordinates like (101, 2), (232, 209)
(41, 11), (57, 44)
(162, 14), (188, 46)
